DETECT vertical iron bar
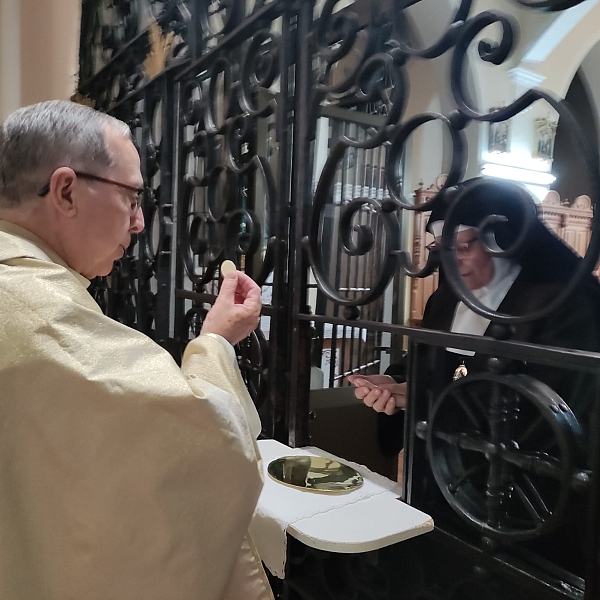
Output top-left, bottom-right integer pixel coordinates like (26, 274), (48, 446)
(287, 0), (314, 447)
(269, 0), (294, 441)
(173, 79), (187, 356)
(330, 120), (345, 387)
(155, 73), (175, 350)
(585, 377), (600, 599)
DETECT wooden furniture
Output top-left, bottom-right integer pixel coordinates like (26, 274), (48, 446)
(409, 178), (442, 326)
(309, 386), (397, 479)
(540, 190), (600, 276)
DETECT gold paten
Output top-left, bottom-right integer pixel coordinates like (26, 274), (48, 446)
(267, 456), (363, 494)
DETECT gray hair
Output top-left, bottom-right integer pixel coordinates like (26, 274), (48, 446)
(0, 100), (132, 207)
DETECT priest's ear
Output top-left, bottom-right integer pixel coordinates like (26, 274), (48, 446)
(40, 167), (79, 217)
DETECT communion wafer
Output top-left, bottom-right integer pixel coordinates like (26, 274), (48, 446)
(221, 260), (237, 276)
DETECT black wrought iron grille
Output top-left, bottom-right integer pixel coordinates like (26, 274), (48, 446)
(79, 0), (600, 598)
(308, 113), (403, 389)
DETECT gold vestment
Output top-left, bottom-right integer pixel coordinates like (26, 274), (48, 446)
(0, 220), (273, 600)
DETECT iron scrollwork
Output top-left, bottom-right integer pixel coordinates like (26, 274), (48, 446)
(304, 0), (600, 597)
(392, 0), (473, 59)
(79, 0), (600, 597)
(308, 0), (600, 320)
(444, 11), (600, 325)
(513, 0), (590, 10)
(174, 1), (287, 425)
(308, 1), (414, 309)
(177, 32), (280, 288)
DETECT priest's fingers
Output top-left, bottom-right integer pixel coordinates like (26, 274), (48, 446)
(201, 272), (262, 345)
(218, 271), (261, 314)
(234, 271), (262, 309)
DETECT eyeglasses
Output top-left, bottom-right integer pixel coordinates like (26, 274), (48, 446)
(426, 237), (479, 259)
(37, 171), (144, 211)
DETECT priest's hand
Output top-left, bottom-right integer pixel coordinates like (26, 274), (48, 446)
(347, 375), (407, 415)
(201, 271), (262, 345)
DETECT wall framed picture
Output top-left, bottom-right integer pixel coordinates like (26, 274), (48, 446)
(533, 116), (558, 161)
(488, 110), (510, 153)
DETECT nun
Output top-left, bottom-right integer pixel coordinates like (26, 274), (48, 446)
(349, 178), (600, 440)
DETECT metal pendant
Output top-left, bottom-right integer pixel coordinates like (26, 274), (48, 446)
(453, 361), (468, 381)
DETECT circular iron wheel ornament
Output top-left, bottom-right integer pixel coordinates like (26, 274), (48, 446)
(426, 373), (583, 541)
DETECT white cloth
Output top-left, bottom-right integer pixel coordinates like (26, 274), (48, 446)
(250, 441), (401, 578)
(0, 220), (273, 600)
(448, 257), (521, 356)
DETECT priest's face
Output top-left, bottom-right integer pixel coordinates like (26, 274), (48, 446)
(68, 129), (145, 278)
(435, 227), (495, 290)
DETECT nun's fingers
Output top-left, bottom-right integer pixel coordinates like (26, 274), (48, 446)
(383, 396), (401, 415)
(363, 387), (392, 412)
(363, 388), (403, 415)
(353, 385), (372, 401)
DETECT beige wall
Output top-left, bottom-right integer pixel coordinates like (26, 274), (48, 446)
(0, 0), (80, 121)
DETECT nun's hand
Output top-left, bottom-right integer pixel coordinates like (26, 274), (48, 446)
(347, 375), (407, 415)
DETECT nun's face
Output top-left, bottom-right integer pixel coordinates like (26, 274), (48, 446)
(435, 228), (495, 290)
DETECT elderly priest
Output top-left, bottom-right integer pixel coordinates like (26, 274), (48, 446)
(0, 100), (273, 600)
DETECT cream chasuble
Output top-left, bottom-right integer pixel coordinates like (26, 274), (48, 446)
(0, 221), (273, 600)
